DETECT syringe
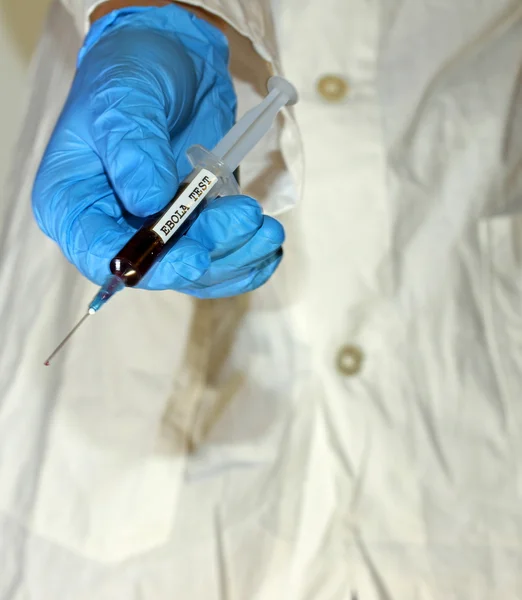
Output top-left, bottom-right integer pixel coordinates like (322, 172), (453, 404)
(44, 76), (298, 366)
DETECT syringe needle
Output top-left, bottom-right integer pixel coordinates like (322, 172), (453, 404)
(44, 312), (91, 366)
(43, 274), (123, 366)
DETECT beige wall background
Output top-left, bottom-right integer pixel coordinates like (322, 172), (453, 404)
(0, 0), (52, 187)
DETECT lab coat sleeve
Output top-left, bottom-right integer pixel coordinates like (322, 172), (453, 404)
(58, 0), (279, 64)
(502, 67), (522, 216)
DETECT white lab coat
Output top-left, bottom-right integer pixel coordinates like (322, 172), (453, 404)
(1, 0), (522, 597)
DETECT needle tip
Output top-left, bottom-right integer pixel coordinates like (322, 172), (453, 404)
(43, 312), (91, 366)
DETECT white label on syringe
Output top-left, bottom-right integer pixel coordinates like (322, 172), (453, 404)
(152, 169), (219, 242)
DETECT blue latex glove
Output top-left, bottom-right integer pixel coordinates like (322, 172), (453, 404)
(32, 5), (284, 298)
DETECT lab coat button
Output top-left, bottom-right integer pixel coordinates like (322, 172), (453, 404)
(336, 345), (363, 376)
(316, 75), (349, 102)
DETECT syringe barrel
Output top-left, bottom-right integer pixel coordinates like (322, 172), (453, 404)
(110, 145), (240, 287)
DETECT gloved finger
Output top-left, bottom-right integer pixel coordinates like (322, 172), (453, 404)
(33, 151), (129, 277)
(185, 249), (283, 299)
(138, 237), (211, 290)
(65, 209), (132, 285)
(135, 195), (264, 290)
(139, 213), (283, 292)
(203, 215), (285, 277)
(68, 205), (212, 289)
(89, 35), (197, 218)
(90, 91), (179, 219)
(168, 75), (237, 180)
(185, 195), (264, 258)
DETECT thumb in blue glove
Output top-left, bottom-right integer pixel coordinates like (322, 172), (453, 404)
(33, 5), (284, 299)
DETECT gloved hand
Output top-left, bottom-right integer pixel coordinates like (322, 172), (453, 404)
(32, 5), (284, 298)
